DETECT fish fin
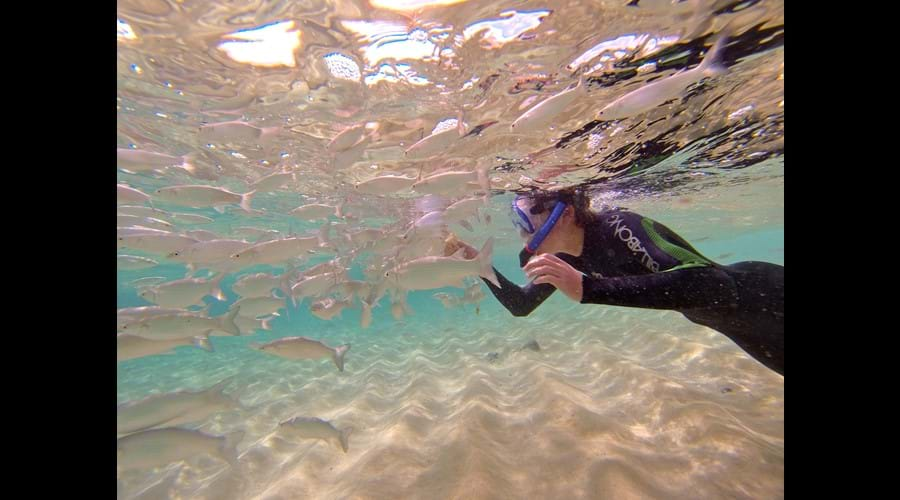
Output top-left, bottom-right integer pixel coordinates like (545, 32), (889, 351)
(333, 344), (351, 372)
(477, 237), (500, 288)
(210, 273), (226, 301)
(260, 126), (281, 145)
(220, 430), (245, 467)
(699, 31), (729, 77)
(318, 223), (332, 248)
(179, 152), (198, 176)
(221, 307), (241, 336)
(476, 164), (491, 192)
(360, 300), (372, 329)
(339, 427), (353, 453)
(260, 316), (274, 331)
(458, 219), (474, 232)
(193, 336), (214, 352)
(401, 298), (414, 316)
(213, 205), (227, 214)
(207, 375), (235, 396)
(240, 190), (257, 212)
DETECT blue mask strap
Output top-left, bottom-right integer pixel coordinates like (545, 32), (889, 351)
(525, 201), (566, 253)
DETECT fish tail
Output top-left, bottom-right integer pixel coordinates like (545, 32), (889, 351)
(193, 336), (214, 353)
(477, 237), (500, 288)
(333, 344), (351, 372)
(221, 306), (241, 336)
(339, 427), (353, 453)
(240, 190), (257, 212)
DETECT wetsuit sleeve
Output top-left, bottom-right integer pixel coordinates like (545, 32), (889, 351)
(482, 267), (557, 317)
(580, 266), (739, 310)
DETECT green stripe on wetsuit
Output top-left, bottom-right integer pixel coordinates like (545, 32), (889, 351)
(641, 219), (714, 272)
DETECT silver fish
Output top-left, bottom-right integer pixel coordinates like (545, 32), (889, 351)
(138, 274), (225, 309)
(231, 296), (286, 318)
(278, 416), (352, 453)
(117, 378), (239, 435)
(597, 33), (729, 120)
(384, 238), (500, 290)
(155, 185), (256, 213)
(250, 336), (350, 372)
(354, 174), (417, 195)
(122, 308), (241, 340)
(117, 184), (151, 205)
(510, 78), (584, 133)
(310, 297), (353, 321)
(117, 255), (159, 270)
(117, 428), (244, 471)
(117, 148), (194, 174)
(116, 333), (212, 362)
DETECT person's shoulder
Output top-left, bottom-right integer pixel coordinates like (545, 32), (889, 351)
(594, 206), (642, 223)
(595, 205), (634, 215)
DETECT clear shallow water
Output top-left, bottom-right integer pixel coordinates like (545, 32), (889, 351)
(117, 0), (783, 498)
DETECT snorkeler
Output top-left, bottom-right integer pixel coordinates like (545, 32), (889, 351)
(447, 187), (784, 376)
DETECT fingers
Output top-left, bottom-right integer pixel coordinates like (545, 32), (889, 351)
(523, 253), (572, 272)
(533, 275), (560, 287)
(525, 265), (560, 280)
(523, 254), (554, 273)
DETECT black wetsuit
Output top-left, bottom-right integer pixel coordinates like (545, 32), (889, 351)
(484, 209), (784, 375)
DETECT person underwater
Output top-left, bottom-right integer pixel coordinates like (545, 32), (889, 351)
(446, 187), (784, 375)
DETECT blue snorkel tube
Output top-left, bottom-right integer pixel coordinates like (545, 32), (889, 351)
(524, 201), (567, 254)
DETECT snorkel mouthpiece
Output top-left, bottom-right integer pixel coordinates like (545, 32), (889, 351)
(525, 201), (567, 253)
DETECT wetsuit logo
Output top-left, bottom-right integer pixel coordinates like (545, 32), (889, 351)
(606, 214), (660, 272)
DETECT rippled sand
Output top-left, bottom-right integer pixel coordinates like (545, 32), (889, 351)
(117, 297), (783, 500)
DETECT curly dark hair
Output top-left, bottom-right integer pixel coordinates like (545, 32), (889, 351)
(519, 186), (595, 227)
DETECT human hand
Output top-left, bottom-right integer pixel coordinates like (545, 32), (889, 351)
(523, 253), (584, 302)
